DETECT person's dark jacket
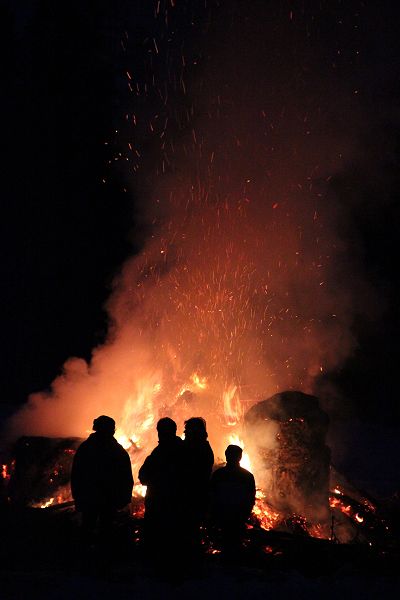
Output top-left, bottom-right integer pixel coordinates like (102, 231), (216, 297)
(71, 432), (133, 511)
(183, 439), (214, 517)
(139, 436), (184, 518)
(210, 464), (256, 524)
(183, 439), (214, 486)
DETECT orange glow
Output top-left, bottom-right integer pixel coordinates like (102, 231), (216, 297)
(7, 0), (372, 546)
(38, 497), (54, 509)
(329, 497), (342, 509)
(252, 489), (281, 530)
(329, 493), (370, 527)
(307, 523), (328, 539)
(191, 373), (207, 389)
(227, 433), (252, 471)
(355, 513), (364, 523)
(115, 433), (135, 450)
(363, 498), (376, 513)
(223, 385), (243, 426)
(133, 483), (147, 498)
(131, 501), (145, 518)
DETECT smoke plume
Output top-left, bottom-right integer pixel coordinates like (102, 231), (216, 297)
(7, 1), (378, 467)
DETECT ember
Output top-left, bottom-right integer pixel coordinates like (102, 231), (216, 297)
(2, 464), (11, 481)
(252, 489), (281, 531)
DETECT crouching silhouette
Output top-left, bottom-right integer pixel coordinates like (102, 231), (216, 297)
(71, 415), (133, 546)
(210, 444), (256, 556)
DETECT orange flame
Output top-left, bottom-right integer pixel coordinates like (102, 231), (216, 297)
(252, 489), (281, 530)
(223, 384), (243, 426)
(1, 464), (9, 480)
(355, 513), (364, 523)
(191, 373), (207, 389)
(227, 433), (252, 470)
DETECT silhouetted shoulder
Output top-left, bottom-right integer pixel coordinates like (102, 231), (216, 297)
(210, 465), (256, 508)
(211, 465), (254, 481)
(151, 435), (184, 456)
(239, 465), (255, 484)
(71, 426), (133, 512)
(138, 454), (156, 484)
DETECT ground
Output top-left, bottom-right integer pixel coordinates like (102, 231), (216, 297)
(0, 505), (399, 599)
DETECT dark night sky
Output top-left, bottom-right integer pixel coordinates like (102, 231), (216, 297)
(1, 0), (135, 409)
(1, 1), (399, 491)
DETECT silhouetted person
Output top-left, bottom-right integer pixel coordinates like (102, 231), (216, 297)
(210, 444), (256, 557)
(139, 417), (184, 567)
(71, 415), (133, 546)
(182, 417), (214, 555)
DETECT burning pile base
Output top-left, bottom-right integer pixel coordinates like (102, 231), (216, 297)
(1, 389), (396, 548)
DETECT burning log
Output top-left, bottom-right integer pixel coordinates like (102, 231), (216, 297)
(7, 436), (82, 507)
(244, 391), (330, 522)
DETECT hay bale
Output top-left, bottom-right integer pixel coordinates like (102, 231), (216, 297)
(245, 391), (330, 519)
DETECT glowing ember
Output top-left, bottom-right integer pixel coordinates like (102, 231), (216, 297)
(1, 464), (10, 480)
(39, 498), (54, 509)
(252, 489), (281, 530)
(355, 513), (364, 523)
(307, 523), (328, 539)
(207, 548), (222, 555)
(363, 498), (377, 513)
(131, 501), (145, 519)
(328, 489), (378, 530)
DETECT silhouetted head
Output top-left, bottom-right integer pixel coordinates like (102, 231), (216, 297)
(157, 417), (177, 443)
(225, 444), (242, 466)
(184, 417), (208, 442)
(93, 415), (115, 436)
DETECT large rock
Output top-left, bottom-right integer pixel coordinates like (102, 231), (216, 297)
(244, 391), (330, 520)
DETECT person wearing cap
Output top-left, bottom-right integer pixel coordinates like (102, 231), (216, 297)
(210, 444), (256, 557)
(138, 417), (184, 568)
(182, 417), (214, 557)
(71, 415), (134, 545)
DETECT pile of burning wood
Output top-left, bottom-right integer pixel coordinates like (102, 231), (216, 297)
(0, 391), (396, 548)
(2, 435), (81, 508)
